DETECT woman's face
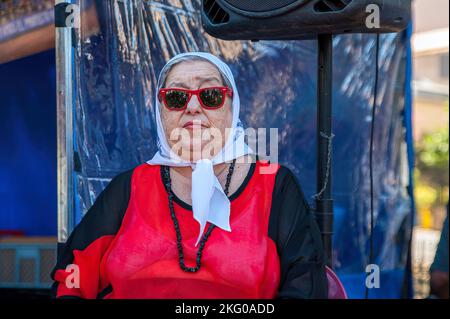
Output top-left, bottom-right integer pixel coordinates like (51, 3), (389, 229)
(160, 60), (233, 162)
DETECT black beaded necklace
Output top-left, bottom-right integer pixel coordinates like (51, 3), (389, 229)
(162, 159), (236, 273)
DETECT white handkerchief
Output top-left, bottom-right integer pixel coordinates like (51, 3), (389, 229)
(192, 159), (231, 246)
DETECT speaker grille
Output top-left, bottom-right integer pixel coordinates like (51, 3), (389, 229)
(0, 239), (56, 288)
(19, 258), (36, 283)
(40, 248), (56, 283)
(223, 0), (303, 12)
(203, 0), (230, 24)
(0, 249), (15, 282)
(314, 0), (352, 12)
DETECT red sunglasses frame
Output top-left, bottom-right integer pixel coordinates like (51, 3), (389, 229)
(158, 86), (233, 111)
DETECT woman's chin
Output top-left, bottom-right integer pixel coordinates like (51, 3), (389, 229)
(176, 147), (220, 162)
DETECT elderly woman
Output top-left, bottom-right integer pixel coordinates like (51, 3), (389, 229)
(51, 52), (328, 299)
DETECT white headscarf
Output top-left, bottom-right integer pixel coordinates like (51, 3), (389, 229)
(147, 52), (254, 246)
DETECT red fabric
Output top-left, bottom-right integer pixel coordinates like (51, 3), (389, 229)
(55, 160), (281, 299)
(0, 230), (25, 237)
(54, 235), (114, 298)
(102, 160), (281, 299)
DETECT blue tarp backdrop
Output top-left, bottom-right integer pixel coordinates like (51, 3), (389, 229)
(0, 0), (414, 298)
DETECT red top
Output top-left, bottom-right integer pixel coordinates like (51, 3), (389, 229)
(51, 159), (328, 299)
(105, 160), (279, 299)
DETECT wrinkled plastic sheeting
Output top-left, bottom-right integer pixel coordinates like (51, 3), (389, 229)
(73, 0), (412, 297)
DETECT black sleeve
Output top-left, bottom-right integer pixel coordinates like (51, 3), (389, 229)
(50, 168), (134, 299)
(268, 165), (328, 299)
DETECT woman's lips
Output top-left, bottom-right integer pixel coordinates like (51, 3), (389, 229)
(183, 121), (209, 129)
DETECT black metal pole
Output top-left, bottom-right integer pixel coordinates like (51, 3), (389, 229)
(316, 34), (334, 268)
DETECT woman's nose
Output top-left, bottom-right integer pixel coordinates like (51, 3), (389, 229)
(185, 94), (202, 114)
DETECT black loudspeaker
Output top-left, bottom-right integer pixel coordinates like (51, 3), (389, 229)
(201, 0), (411, 40)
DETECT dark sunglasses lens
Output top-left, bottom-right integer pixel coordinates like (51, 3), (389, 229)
(200, 88), (224, 108)
(165, 90), (188, 109)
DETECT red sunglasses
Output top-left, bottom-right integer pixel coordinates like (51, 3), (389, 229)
(158, 86), (233, 111)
